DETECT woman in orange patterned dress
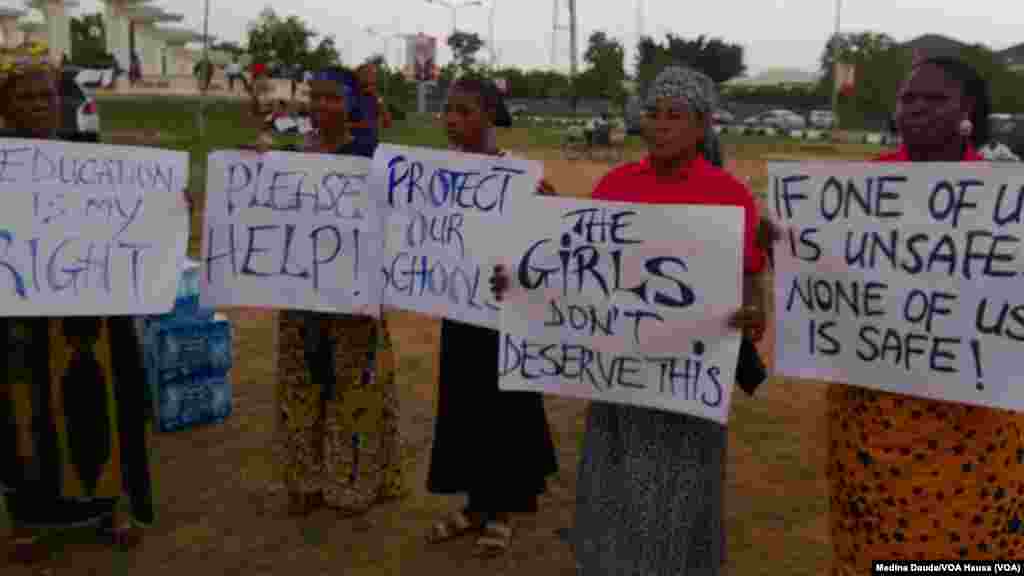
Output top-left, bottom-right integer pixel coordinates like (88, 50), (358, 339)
(828, 57), (1024, 573)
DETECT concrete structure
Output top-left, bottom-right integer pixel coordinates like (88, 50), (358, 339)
(0, 7), (27, 49)
(102, 0), (188, 76)
(24, 1), (77, 63)
(122, 4), (181, 76)
(15, 20), (45, 48)
(151, 26), (204, 76)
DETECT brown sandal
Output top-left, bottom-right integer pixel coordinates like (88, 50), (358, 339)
(475, 521), (512, 557)
(426, 509), (484, 544)
(99, 518), (144, 549)
(8, 534), (48, 564)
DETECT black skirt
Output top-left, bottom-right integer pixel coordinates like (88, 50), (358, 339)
(427, 320), (558, 513)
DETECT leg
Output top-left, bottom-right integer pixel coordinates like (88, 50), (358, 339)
(277, 313), (325, 516)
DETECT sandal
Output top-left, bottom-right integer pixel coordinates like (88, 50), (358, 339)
(475, 521), (512, 557)
(426, 509), (484, 544)
(8, 534), (48, 564)
(98, 517), (144, 549)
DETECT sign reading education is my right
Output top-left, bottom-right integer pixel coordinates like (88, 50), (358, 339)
(0, 138), (189, 316)
(771, 161), (1024, 411)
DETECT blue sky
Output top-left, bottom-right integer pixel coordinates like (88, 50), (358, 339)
(7, 0), (1024, 75)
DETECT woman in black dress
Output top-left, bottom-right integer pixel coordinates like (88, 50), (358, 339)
(425, 77), (558, 556)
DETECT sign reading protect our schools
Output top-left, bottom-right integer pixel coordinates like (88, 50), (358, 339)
(0, 138), (189, 316)
(372, 143), (542, 328)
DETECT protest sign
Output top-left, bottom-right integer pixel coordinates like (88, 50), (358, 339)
(498, 197), (744, 423)
(201, 151), (380, 315)
(771, 161), (1024, 411)
(0, 138), (189, 316)
(372, 144), (541, 328)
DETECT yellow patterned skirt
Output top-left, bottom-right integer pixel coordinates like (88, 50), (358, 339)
(828, 384), (1024, 574)
(275, 311), (403, 513)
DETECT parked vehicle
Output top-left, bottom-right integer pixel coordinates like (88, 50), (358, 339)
(61, 66), (100, 134)
(712, 109), (735, 124)
(809, 109), (835, 129)
(744, 109), (806, 130)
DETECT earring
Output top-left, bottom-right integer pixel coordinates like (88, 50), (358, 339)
(959, 118), (974, 137)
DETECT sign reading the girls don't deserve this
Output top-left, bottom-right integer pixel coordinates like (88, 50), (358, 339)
(771, 162), (1024, 411)
(371, 143), (542, 328)
(497, 197), (744, 423)
(0, 138), (189, 316)
(201, 151), (380, 315)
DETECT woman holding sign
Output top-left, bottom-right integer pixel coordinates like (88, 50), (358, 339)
(826, 58), (1024, 572)
(425, 77), (559, 556)
(492, 65), (767, 574)
(0, 50), (162, 562)
(265, 67), (405, 519)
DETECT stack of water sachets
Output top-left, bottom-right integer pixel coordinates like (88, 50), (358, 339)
(140, 259), (234, 433)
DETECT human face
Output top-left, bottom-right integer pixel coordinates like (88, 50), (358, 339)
(444, 88), (491, 151)
(7, 71), (58, 134)
(309, 81), (346, 139)
(895, 63), (969, 151)
(643, 98), (705, 163)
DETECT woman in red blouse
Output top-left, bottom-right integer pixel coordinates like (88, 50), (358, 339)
(493, 65), (767, 575)
(825, 57), (1024, 573)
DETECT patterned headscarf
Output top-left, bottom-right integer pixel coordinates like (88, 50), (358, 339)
(646, 65), (718, 115)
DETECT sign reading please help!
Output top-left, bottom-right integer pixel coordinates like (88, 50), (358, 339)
(372, 143), (541, 328)
(498, 197), (744, 424)
(201, 150), (380, 316)
(771, 161), (1024, 411)
(0, 138), (189, 316)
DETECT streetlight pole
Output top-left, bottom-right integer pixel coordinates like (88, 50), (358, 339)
(831, 0), (842, 133)
(198, 0), (210, 138)
(488, 0), (496, 69)
(425, 0), (483, 66)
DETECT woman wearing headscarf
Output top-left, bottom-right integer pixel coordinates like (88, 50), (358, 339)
(491, 65), (767, 574)
(262, 67), (404, 518)
(0, 49), (162, 562)
(425, 77), (558, 556)
(826, 56), (1024, 572)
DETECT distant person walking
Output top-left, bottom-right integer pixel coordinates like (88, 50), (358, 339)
(129, 52), (141, 86)
(226, 57), (243, 92)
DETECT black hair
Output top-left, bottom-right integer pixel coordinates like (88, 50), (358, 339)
(449, 77), (511, 127)
(912, 56), (991, 147)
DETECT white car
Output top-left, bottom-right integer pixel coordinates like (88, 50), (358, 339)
(745, 109), (806, 130)
(64, 67), (100, 134)
(809, 110), (835, 129)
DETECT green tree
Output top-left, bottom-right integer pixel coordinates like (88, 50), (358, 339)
(303, 35), (340, 71)
(633, 34), (745, 99)
(579, 31), (626, 108)
(447, 30), (485, 76)
(70, 12), (108, 66)
(213, 41), (246, 58)
(246, 7), (318, 74)
(817, 31), (898, 100)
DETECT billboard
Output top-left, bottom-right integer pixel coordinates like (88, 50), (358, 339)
(405, 34), (437, 82)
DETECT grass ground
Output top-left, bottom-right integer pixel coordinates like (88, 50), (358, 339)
(1, 98), (885, 575)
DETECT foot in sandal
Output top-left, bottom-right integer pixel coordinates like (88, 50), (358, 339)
(475, 520), (512, 557)
(426, 509), (486, 544)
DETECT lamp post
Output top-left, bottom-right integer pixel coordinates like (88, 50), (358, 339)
(198, 0), (210, 138)
(830, 0), (842, 133)
(424, 0), (483, 66)
(488, 0), (496, 68)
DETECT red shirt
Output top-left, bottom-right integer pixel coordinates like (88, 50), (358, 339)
(592, 155), (766, 274)
(874, 143), (982, 162)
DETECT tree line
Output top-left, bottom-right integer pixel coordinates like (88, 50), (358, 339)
(65, 6), (1024, 129)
